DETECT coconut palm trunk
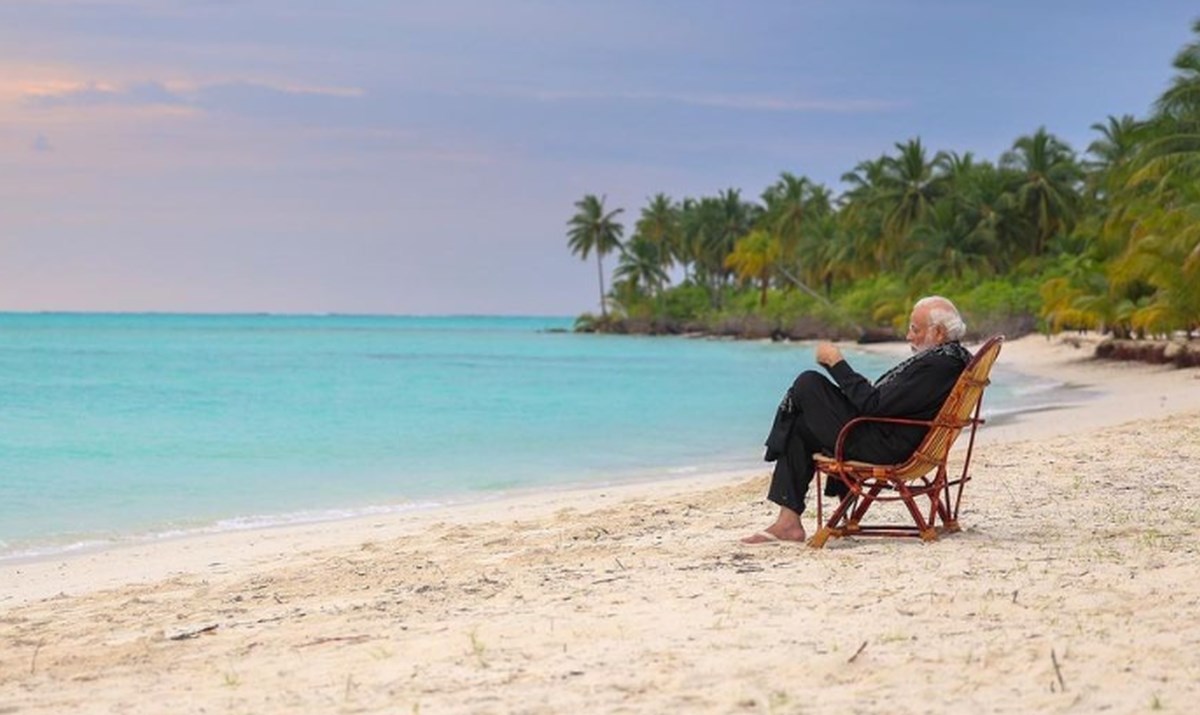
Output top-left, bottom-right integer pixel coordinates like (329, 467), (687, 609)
(595, 252), (607, 317)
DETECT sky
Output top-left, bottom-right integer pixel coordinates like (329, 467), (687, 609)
(2, 0), (1197, 316)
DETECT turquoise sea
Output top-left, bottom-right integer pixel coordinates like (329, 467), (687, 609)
(0, 314), (1055, 560)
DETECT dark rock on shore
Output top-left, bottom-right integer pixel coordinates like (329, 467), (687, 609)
(855, 327), (897, 344)
(1094, 338), (1200, 368)
(572, 311), (1038, 344)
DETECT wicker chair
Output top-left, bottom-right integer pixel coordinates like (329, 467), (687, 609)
(807, 335), (1004, 548)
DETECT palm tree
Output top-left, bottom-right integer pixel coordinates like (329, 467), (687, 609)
(718, 188), (758, 256)
(1131, 20), (1200, 191)
(813, 218), (862, 295)
(1114, 23), (1200, 334)
(633, 193), (681, 281)
(943, 159), (1026, 272)
(793, 185), (835, 287)
(679, 191), (757, 309)
(614, 236), (671, 300)
(1107, 188), (1200, 334)
(838, 156), (890, 274)
(1154, 19), (1200, 120)
(1000, 127), (1084, 257)
(876, 138), (948, 261)
(680, 196), (725, 290)
(1040, 254), (1110, 333)
(1085, 115), (1143, 198)
(904, 199), (995, 282)
(567, 194), (625, 318)
(724, 229), (780, 307)
(840, 156), (887, 209)
(939, 150), (975, 174)
(761, 172), (810, 267)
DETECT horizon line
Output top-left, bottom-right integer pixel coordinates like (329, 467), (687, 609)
(0, 310), (577, 320)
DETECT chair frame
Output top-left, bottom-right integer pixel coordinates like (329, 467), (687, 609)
(807, 336), (1004, 548)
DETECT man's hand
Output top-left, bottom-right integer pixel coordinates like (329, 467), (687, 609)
(815, 341), (843, 367)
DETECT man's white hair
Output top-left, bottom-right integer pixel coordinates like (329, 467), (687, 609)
(915, 295), (966, 340)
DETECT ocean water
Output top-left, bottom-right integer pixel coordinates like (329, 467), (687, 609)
(0, 314), (1047, 560)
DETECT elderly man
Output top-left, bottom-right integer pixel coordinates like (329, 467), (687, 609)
(743, 295), (972, 544)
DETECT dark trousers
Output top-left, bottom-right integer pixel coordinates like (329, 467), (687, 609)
(764, 371), (860, 514)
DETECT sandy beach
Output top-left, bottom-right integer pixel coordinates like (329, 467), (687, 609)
(3, 334), (1199, 714)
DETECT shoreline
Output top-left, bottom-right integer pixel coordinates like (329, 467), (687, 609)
(0, 455), (763, 570)
(0, 336), (1095, 572)
(0, 336), (1059, 568)
(0, 465), (761, 606)
(4, 333), (1200, 713)
(2, 333), (1191, 587)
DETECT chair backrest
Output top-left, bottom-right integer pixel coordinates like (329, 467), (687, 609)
(891, 335), (1004, 480)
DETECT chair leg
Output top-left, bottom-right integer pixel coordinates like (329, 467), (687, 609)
(807, 490), (857, 549)
(846, 485), (883, 531)
(930, 470), (959, 533)
(925, 491), (944, 532)
(824, 493), (857, 530)
(807, 527), (833, 548)
(898, 486), (936, 542)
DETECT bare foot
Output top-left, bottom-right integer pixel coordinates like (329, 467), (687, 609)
(740, 524), (806, 544)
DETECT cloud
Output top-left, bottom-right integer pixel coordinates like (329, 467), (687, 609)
(32, 80), (184, 108)
(23, 78), (363, 112)
(24, 79), (187, 108)
(476, 86), (902, 114)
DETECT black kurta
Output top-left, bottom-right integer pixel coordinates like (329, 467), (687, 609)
(764, 343), (970, 514)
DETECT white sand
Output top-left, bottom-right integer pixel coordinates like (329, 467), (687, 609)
(2, 334), (1198, 714)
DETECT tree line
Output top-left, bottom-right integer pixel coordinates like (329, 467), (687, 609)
(567, 20), (1200, 340)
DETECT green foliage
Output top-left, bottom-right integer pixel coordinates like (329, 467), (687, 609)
(659, 283), (712, 322)
(725, 229), (781, 306)
(760, 288), (821, 322)
(952, 277), (1045, 336)
(834, 274), (912, 329)
(573, 312), (620, 333)
(569, 20), (1200, 338)
(725, 286), (764, 314)
(958, 277), (1042, 317)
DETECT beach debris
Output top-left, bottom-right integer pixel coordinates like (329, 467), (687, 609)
(167, 623), (220, 641)
(675, 552), (764, 574)
(30, 638), (45, 675)
(847, 640), (868, 664)
(296, 634), (372, 648)
(461, 572), (507, 598)
(1050, 648), (1067, 691)
(468, 627), (488, 668)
